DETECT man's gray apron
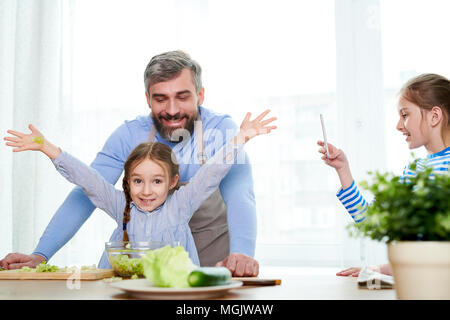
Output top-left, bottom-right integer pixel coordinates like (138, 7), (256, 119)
(148, 119), (229, 266)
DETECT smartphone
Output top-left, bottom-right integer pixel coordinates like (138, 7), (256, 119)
(320, 114), (330, 158)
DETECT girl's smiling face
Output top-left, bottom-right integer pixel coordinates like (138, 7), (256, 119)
(128, 158), (178, 212)
(396, 98), (430, 150)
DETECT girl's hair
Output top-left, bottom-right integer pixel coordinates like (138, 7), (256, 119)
(121, 142), (179, 242)
(399, 73), (450, 140)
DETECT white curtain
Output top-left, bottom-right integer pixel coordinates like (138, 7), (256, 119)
(0, 0), (75, 261)
(334, 0), (387, 266)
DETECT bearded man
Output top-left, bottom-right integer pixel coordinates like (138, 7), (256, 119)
(0, 50), (259, 277)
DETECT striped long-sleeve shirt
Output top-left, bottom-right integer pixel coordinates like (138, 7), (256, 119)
(337, 147), (450, 223)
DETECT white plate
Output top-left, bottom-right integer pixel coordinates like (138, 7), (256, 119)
(110, 279), (243, 299)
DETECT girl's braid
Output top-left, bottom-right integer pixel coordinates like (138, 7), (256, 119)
(122, 177), (132, 242)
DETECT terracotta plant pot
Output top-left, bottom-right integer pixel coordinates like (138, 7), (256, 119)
(388, 242), (450, 300)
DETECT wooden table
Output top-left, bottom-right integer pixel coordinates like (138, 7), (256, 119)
(0, 267), (396, 300)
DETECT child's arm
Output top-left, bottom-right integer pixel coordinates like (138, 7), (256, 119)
(317, 140), (353, 189)
(4, 124), (125, 221)
(5, 124), (61, 159)
(317, 140), (368, 223)
(169, 110), (277, 221)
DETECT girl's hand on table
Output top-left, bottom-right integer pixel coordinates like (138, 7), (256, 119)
(336, 267), (362, 277)
(337, 264), (392, 277)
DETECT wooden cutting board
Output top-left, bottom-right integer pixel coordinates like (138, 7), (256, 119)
(232, 277), (282, 286)
(0, 268), (114, 280)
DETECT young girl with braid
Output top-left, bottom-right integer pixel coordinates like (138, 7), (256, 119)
(318, 73), (450, 277)
(4, 110), (276, 267)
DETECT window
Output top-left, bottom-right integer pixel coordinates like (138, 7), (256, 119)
(380, 0), (450, 172)
(68, 0), (345, 267)
(8, 0), (447, 268)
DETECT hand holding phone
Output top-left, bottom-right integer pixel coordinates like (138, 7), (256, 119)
(320, 114), (330, 158)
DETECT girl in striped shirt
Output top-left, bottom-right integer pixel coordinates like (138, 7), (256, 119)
(318, 74), (450, 276)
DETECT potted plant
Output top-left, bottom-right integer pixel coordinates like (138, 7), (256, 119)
(349, 162), (450, 300)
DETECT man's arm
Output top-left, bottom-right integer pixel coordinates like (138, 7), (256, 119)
(205, 115), (258, 276)
(206, 116), (257, 257)
(219, 152), (257, 257)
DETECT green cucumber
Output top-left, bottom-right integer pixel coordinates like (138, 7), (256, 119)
(188, 267), (232, 287)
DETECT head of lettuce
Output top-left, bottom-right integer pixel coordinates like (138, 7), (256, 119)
(141, 245), (196, 288)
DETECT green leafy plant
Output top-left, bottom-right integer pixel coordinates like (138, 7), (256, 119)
(349, 161), (450, 242)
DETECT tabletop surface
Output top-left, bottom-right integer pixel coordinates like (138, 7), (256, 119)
(0, 266), (396, 300)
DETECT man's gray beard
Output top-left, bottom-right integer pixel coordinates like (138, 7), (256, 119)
(151, 112), (196, 143)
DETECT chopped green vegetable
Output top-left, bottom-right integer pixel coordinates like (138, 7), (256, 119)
(14, 262), (101, 273)
(18, 266), (34, 272)
(32, 136), (44, 145)
(109, 254), (143, 276)
(58, 265), (99, 273)
(81, 264), (97, 271)
(142, 245), (196, 288)
(35, 262), (59, 272)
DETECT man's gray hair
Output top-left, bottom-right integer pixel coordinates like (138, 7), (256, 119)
(144, 50), (203, 94)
